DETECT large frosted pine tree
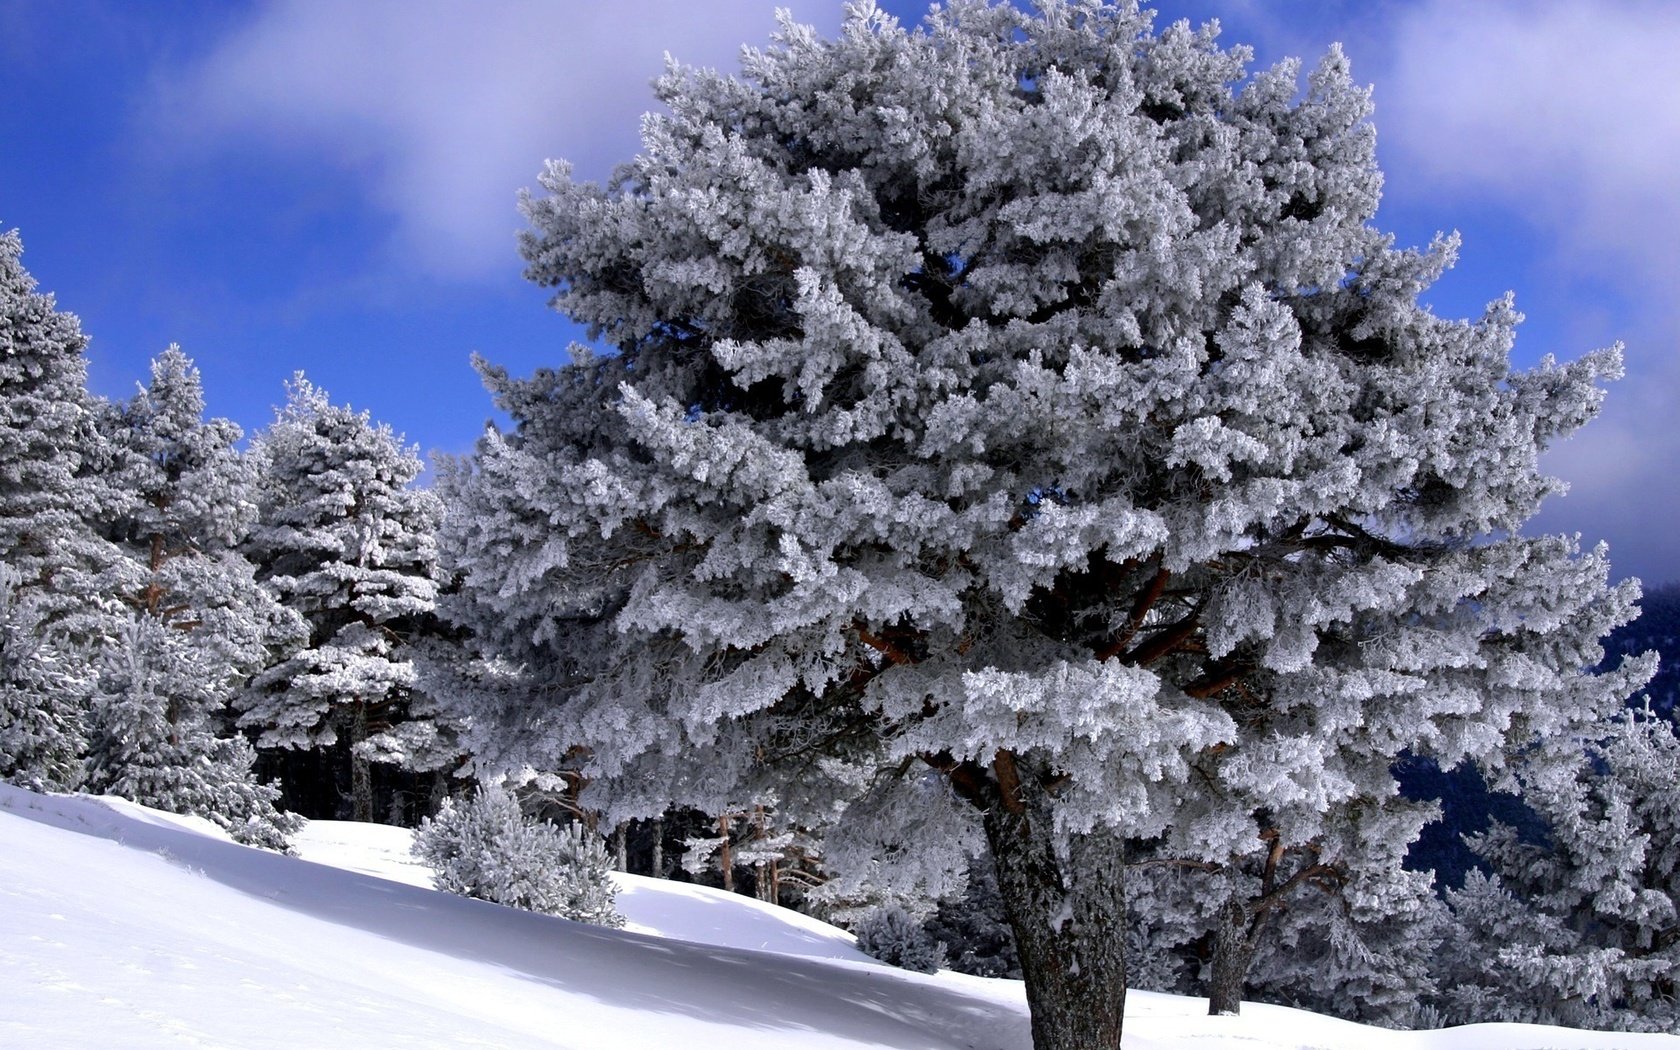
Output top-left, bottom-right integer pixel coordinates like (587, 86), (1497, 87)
(241, 376), (442, 822)
(439, 4), (1648, 1046)
(0, 228), (124, 788)
(86, 346), (304, 846)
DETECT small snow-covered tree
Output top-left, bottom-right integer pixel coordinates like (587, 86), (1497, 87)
(0, 563), (88, 791)
(855, 904), (947, 972)
(1439, 706), (1680, 1032)
(88, 614), (299, 850)
(441, 5), (1648, 1046)
(550, 820), (626, 927)
(412, 783), (623, 926)
(241, 376), (443, 821)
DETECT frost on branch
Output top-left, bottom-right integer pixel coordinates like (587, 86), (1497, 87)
(412, 783), (624, 928)
(1439, 704), (1680, 1032)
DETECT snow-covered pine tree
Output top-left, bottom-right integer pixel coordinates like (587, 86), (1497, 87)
(241, 375), (443, 822)
(1184, 790), (1442, 1015)
(0, 563), (88, 791)
(1239, 855), (1447, 1026)
(1438, 705), (1680, 1031)
(551, 820), (625, 928)
(0, 228), (131, 790)
(0, 228), (124, 605)
(854, 904), (947, 973)
(86, 346), (304, 847)
(89, 614), (300, 849)
(412, 782), (624, 927)
(1120, 802), (1447, 1025)
(439, 5), (1648, 1046)
(0, 229), (127, 748)
(671, 802), (813, 900)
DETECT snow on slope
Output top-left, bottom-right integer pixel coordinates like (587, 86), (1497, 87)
(4, 785), (1677, 1050)
(291, 820), (870, 961)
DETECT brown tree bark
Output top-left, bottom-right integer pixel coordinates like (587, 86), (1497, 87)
(980, 779), (1130, 1050)
(350, 702), (374, 822)
(1207, 895), (1266, 1016)
(718, 813), (734, 893)
(1204, 832), (1334, 1016)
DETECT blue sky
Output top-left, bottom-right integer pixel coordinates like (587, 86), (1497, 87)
(2, 0), (1676, 586)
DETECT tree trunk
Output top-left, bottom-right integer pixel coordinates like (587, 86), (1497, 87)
(350, 703), (374, 822)
(1207, 831), (1298, 1016)
(1207, 896), (1261, 1016)
(428, 769), (448, 818)
(982, 801), (1129, 1050)
(718, 813), (734, 893)
(651, 817), (664, 878)
(752, 806), (776, 902)
(612, 822), (629, 872)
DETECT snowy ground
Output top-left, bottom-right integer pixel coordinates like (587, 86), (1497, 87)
(3, 784), (1675, 1050)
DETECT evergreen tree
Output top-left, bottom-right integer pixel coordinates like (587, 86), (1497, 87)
(855, 904), (947, 973)
(550, 820), (626, 928)
(1402, 583), (1680, 894)
(440, 5), (1647, 1046)
(86, 346), (303, 847)
(98, 347), (307, 701)
(0, 563), (88, 791)
(0, 227), (126, 790)
(0, 228), (126, 668)
(1241, 860), (1447, 1027)
(412, 783), (624, 927)
(1439, 706), (1680, 1032)
(89, 614), (299, 850)
(241, 375), (442, 822)
(1186, 791), (1441, 1015)
(1121, 817), (1447, 1025)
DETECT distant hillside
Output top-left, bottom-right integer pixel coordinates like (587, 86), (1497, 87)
(1607, 582), (1680, 716)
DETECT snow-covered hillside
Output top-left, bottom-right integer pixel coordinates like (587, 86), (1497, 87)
(2, 784), (1674, 1050)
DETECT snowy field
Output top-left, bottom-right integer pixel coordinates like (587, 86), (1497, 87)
(2, 784), (1675, 1050)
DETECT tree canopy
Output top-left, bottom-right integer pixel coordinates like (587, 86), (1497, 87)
(436, 3), (1647, 1045)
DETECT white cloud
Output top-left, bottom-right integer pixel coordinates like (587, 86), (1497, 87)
(1382, 0), (1680, 288)
(154, 1), (843, 279)
(1380, 0), (1680, 584)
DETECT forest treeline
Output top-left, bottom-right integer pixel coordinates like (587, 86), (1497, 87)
(5, 214), (1678, 1033)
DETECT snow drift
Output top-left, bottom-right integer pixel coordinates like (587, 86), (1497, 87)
(2, 784), (1673, 1049)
